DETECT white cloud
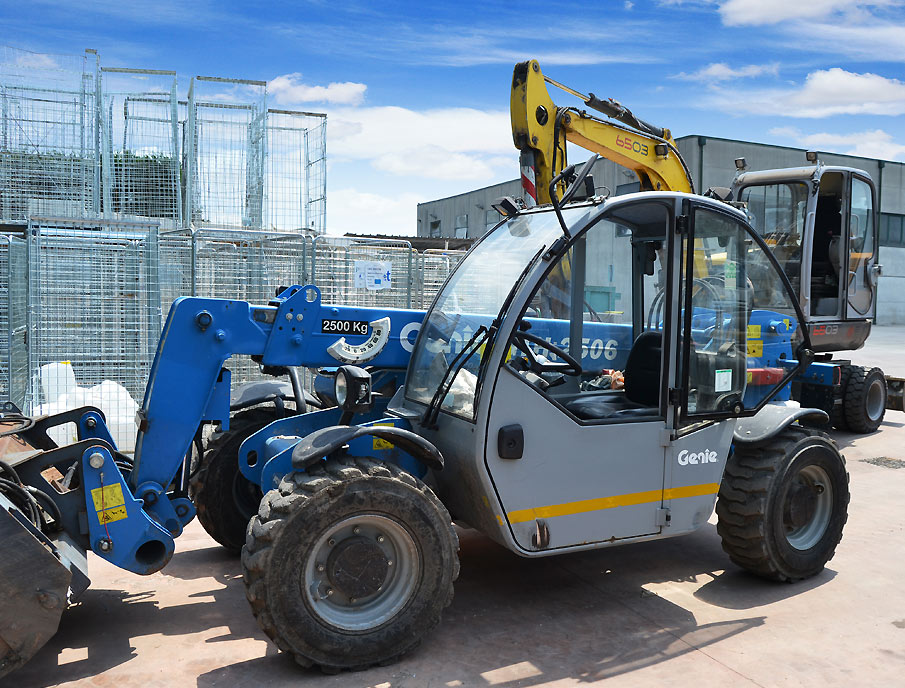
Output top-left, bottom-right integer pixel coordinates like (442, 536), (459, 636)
(326, 188), (423, 236)
(717, 0), (891, 26)
(709, 68), (905, 117)
(803, 20), (905, 62)
(673, 62), (779, 82)
(269, 73), (367, 106)
(325, 105), (515, 182)
(769, 127), (905, 161)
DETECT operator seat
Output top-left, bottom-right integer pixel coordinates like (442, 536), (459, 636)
(566, 330), (662, 421)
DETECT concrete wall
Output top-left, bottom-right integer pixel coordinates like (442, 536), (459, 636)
(877, 246), (905, 324)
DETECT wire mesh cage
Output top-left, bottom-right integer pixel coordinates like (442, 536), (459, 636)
(312, 237), (416, 309)
(0, 47), (99, 223)
(190, 228), (312, 386)
(266, 109), (326, 234)
(100, 68), (182, 228)
(24, 218), (161, 427)
(419, 249), (467, 308)
(185, 77), (267, 229)
(0, 234), (27, 410)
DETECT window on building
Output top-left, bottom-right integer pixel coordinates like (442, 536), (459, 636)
(455, 213), (468, 239)
(429, 220), (441, 238)
(485, 208), (501, 231)
(880, 212), (905, 248)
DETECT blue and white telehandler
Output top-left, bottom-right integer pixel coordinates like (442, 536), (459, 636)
(1, 161), (850, 674)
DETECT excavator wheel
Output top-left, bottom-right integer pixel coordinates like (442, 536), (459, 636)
(716, 425), (849, 582)
(842, 366), (886, 434)
(242, 456), (459, 672)
(190, 407), (293, 554)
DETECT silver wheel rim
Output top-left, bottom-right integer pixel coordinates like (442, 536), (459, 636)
(302, 514), (419, 631)
(866, 378), (885, 421)
(784, 465), (833, 550)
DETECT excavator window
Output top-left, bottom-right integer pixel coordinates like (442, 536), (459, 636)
(739, 181), (808, 303)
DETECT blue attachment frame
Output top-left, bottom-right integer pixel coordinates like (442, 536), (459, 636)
(79, 444), (175, 575)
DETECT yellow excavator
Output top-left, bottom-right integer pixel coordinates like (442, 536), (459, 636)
(510, 59), (694, 203)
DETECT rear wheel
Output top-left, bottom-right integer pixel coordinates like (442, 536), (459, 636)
(716, 425), (849, 582)
(843, 366), (886, 434)
(190, 407), (292, 553)
(242, 456), (459, 671)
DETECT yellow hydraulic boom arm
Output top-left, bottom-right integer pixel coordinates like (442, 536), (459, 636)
(511, 60), (694, 205)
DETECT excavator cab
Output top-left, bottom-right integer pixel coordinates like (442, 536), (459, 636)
(734, 164), (880, 352)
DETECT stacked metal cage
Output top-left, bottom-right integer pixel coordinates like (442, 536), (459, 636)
(0, 46), (467, 437)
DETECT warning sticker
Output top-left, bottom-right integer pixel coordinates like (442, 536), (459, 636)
(91, 483), (128, 524)
(372, 422), (395, 451)
(747, 324), (761, 339)
(747, 340), (763, 357)
(98, 505), (128, 524)
(715, 369), (732, 392)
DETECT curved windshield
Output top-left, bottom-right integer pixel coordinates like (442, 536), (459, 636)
(405, 207), (591, 420)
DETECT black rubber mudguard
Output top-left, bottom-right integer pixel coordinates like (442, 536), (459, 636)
(734, 404), (829, 444)
(291, 425), (444, 472)
(0, 497), (73, 679)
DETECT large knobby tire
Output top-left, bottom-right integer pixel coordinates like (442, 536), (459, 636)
(242, 456), (459, 672)
(843, 366), (886, 434)
(190, 407), (292, 553)
(716, 425), (849, 582)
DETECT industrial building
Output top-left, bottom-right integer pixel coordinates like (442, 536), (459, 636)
(416, 135), (905, 324)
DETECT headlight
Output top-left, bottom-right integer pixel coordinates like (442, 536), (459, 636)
(334, 373), (347, 406)
(334, 365), (372, 414)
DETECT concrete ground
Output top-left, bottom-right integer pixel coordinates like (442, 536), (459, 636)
(7, 328), (905, 688)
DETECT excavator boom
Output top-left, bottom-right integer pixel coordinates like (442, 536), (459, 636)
(511, 60), (694, 203)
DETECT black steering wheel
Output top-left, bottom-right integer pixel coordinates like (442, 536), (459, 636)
(512, 329), (583, 377)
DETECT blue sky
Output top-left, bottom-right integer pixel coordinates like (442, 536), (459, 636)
(4, 0), (905, 235)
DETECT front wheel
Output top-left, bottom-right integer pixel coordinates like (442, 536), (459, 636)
(716, 425), (849, 582)
(242, 457), (459, 671)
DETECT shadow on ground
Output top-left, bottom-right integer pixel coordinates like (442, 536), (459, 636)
(194, 525), (830, 687)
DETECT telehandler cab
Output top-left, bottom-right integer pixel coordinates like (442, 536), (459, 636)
(1, 170), (849, 674)
(510, 58), (904, 433)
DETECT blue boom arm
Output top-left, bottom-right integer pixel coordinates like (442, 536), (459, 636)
(107, 285), (423, 572)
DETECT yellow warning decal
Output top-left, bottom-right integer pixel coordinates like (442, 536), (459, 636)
(747, 340), (763, 357)
(98, 505), (128, 524)
(747, 324), (761, 339)
(372, 422), (395, 451)
(91, 483), (128, 524)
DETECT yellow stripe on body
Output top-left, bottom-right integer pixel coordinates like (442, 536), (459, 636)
(506, 483), (719, 524)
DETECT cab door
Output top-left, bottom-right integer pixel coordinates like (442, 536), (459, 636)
(846, 174), (878, 318)
(483, 199), (676, 553)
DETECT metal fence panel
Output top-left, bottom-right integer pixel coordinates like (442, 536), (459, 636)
(24, 217), (161, 416)
(0, 235), (27, 409)
(312, 237), (416, 309)
(419, 249), (467, 308)
(191, 228), (311, 386)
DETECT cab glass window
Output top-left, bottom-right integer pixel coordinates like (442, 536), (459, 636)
(678, 207), (804, 422)
(506, 205), (670, 424)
